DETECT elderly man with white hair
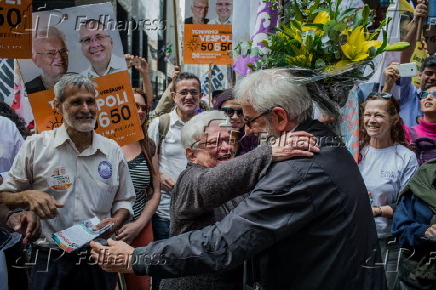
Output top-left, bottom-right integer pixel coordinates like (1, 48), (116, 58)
(91, 68), (386, 290)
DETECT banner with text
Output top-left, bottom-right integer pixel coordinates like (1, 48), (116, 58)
(0, 0), (32, 58)
(184, 24), (232, 65)
(28, 71), (143, 146)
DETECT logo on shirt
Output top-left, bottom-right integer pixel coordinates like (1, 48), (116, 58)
(98, 161), (112, 179)
(48, 167), (73, 191)
(381, 170), (396, 180)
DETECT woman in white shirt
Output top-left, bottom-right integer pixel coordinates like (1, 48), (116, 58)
(358, 93), (418, 289)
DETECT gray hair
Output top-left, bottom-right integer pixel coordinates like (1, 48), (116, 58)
(235, 68), (313, 123)
(181, 111), (230, 149)
(54, 73), (96, 103)
(32, 26), (67, 54)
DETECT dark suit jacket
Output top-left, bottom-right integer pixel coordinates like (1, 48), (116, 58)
(133, 119), (386, 290)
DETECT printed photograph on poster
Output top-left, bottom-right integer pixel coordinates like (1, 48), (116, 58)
(17, 3), (127, 94)
(185, 0), (233, 25)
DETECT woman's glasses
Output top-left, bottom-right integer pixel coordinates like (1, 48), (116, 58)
(221, 107), (244, 118)
(419, 92), (436, 99)
(368, 92), (393, 99)
(136, 103), (150, 112)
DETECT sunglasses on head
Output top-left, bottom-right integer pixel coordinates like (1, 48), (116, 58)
(419, 92), (436, 99)
(368, 92), (393, 99)
(221, 107), (244, 117)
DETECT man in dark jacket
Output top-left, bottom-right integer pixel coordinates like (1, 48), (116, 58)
(91, 68), (386, 290)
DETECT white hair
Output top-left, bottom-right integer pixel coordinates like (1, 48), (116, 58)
(32, 26), (67, 54)
(181, 111), (230, 149)
(235, 68), (313, 123)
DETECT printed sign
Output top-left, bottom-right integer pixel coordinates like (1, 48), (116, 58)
(28, 71), (144, 146)
(0, 0), (32, 58)
(184, 24), (232, 65)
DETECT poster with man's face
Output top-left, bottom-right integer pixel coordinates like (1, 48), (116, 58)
(16, 3), (143, 146)
(18, 3), (127, 94)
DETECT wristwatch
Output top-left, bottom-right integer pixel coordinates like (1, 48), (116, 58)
(6, 208), (25, 223)
(374, 206), (382, 217)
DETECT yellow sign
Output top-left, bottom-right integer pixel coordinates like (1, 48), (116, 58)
(28, 71), (144, 146)
(184, 24), (232, 65)
(0, 0), (32, 58)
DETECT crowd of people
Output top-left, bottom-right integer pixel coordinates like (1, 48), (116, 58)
(1, 1), (436, 290)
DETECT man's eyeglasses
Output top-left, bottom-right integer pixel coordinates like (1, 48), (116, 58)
(419, 92), (436, 99)
(243, 110), (270, 128)
(193, 5), (208, 10)
(135, 103), (150, 112)
(368, 92), (393, 99)
(80, 34), (110, 45)
(35, 49), (68, 59)
(176, 90), (200, 96)
(221, 107), (243, 118)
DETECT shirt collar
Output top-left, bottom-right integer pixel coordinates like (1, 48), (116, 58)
(169, 109), (185, 127)
(54, 124), (109, 156)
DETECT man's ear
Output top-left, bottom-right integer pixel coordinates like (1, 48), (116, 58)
(54, 99), (62, 114)
(32, 54), (39, 67)
(171, 91), (177, 103)
(185, 147), (197, 163)
(270, 107), (289, 132)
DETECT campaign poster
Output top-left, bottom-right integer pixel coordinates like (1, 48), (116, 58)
(184, 0), (233, 65)
(17, 3), (143, 146)
(0, 0), (32, 59)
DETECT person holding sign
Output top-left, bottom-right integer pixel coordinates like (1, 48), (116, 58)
(79, 19), (126, 78)
(210, 0), (232, 24)
(25, 26), (69, 94)
(0, 73), (135, 290)
(185, 0), (210, 24)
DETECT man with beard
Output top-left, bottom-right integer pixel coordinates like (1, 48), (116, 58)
(91, 68), (386, 290)
(210, 0), (232, 24)
(0, 73), (135, 290)
(26, 26), (68, 94)
(79, 19), (125, 78)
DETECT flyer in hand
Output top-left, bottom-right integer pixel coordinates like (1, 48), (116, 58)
(52, 217), (113, 253)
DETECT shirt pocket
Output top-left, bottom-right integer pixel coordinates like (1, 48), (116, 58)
(90, 179), (119, 214)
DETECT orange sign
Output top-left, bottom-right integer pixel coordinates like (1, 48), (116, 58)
(184, 24), (232, 65)
(0, 0), (32, 58)
(28, 71), (144, 146)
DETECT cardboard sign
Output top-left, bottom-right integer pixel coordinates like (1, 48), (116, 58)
(28, 71), (144, 146)
(184, 24), (232, 65)
(0, 0), (32, 58)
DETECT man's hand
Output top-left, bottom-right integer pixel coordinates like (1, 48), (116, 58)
(414, 0), (428, 21)
(425, 225), (436, 237)
(7, 211), (41, 244)
(90, 239), (135, 273)
(382, 63), (400, 93)
(17, 190), (64, 219)
(160, 173), (175, 191)
(172, 65), (181, 80)
(115, 221), (143, 245)
(93, 217), (122, 239)
(271, 131), (320, 162)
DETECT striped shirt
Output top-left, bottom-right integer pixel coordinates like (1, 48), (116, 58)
(127, 152), (151, 221)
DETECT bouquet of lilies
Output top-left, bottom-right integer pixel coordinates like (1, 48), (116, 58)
(235, 0), (409, 73)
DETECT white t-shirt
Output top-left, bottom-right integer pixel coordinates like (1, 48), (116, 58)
(358, 144), (418, 238)
(148, 110), (188, 220)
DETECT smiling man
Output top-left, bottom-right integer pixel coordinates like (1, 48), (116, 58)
(79, 19), (125, 78)
(26, 26), (68, 94)
(185, 0), (209, 24)
(210, 0), (232, 24)
(0, 73), (135, 290)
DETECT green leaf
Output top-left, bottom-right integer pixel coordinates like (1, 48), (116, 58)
(383, 42), (411, 51)
(368, 47), (377, 58)
(293, 0), (304, 22)
(315, 59), (325, 69)
(376, 30), (387, 54)
(302, 23), (324, 29)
